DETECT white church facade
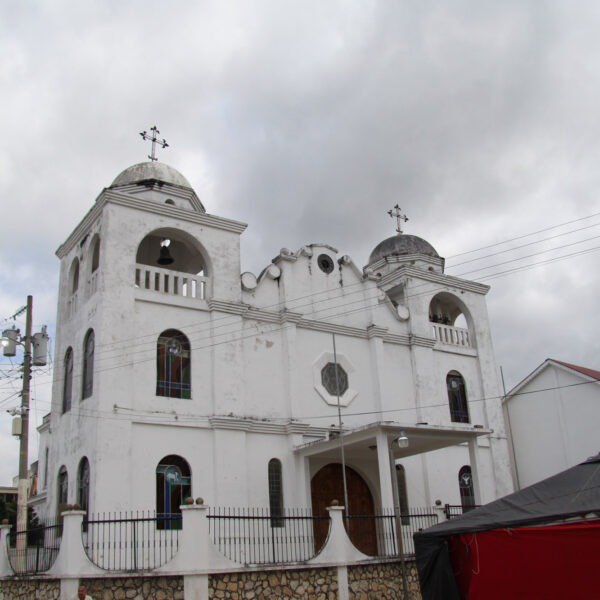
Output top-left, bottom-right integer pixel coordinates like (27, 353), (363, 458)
(33, 159), (513, 545)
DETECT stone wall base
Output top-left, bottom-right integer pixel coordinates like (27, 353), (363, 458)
(0, 561), (421, 600)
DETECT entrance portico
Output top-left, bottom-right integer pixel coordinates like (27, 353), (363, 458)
(295, 421), (491, 511)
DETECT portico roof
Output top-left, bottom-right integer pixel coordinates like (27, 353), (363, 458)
(294, 421), (492, 461)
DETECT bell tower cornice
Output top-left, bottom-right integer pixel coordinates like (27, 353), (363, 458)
(56, 189), (247, 259)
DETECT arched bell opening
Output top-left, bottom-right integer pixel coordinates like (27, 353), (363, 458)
(136, 228), (210, 276)
(428, 292), (474, 347)
(135, 228), (211, 300)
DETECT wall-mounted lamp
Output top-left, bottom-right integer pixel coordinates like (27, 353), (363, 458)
(396, 429), (409, 449)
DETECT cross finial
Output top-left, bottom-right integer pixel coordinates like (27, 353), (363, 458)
(387, 204), (409, 234)
(139, 126), (169, 162)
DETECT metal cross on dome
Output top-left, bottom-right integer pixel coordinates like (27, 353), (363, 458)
(387, 204), (409, 234)
(139, 126), (169, 162)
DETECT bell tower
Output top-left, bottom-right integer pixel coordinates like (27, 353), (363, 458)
(42, 158), (247, 516)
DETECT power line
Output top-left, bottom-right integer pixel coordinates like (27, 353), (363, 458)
(447, 221), (600, 268)
(2, 235), (599, 398)
(6, 368), (597, 427)
(446, 211), (600, 258)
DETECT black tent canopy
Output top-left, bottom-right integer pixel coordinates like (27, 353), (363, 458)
(413, 454), (600, 600)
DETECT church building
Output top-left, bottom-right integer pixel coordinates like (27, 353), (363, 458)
(33, 157), (513, 533)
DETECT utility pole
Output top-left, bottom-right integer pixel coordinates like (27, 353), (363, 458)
(16, 295), (33, 536)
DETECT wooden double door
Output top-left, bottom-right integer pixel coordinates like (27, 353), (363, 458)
(310, 463), (377, 555)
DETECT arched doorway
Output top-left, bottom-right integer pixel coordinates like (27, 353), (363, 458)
(310, 463), (377, 555)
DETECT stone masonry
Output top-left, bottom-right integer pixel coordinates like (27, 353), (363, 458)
(83, 576), (184, 600)
(0, 579), (60, 600)
(348, 561), (421, 600)
(208, 567), (337, 599)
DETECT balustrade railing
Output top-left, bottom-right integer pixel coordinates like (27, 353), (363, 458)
(83, 511), (180, 571)
(432, 323), (470, 347)
(135, 264), (207, 300)
(208, 507), (327, 566)
(7, 518), (62, 574)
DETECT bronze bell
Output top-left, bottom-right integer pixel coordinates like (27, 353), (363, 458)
(157, 245), (174, 265)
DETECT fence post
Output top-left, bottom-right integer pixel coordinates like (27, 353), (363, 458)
(434, 504), (447, 522)
(155, 499), (240, 574)
(47, 510), (104, 578)
(308, 503), (369, 565)
(0, 521), (12, 576)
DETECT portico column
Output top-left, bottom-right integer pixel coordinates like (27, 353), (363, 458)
(468, 438), (482, 504)
(376, 431), (395, 509)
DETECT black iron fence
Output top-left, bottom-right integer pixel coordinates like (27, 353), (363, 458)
(83, 511), (180, 571)
(208, 507), (328, 565)
(345, 507), (438, 558)
(7, 519), (62, 574)
(444, 504), (480, 519)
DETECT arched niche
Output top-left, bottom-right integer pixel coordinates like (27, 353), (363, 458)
(136, 228), (210, 277)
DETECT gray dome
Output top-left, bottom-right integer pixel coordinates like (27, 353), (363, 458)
(110, 162), (192, 189)
(368, 234), (439, 265)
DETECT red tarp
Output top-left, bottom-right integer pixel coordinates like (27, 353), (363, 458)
(448, 520), (600, 599)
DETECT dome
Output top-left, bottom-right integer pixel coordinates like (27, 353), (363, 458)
(368, 234), (439, 265)
(110, 162), (192, 189)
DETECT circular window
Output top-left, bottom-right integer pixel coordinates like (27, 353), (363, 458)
(317, 254), (334, 274)
(321, 362), (348, 396)
(165, 199), (175, 205)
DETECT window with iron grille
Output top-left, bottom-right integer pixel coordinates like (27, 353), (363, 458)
(156, 455), (191, 530)
(321, 362), (348, 396)
(459, 465), (476, 511)
(395, 464), (410, 525)
(57, 465), (68, 516)
(447, 371), (469, 423)
(268, 458), (284, 527)
(156, 329), (191, 399)
(62, 347), (73, 413)
(78, 458), (90, 515)
(82, 329), (94, 399)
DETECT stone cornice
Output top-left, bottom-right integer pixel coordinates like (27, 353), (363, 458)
(379, 265), (490, 295)
(366, 253), (445, 273)
(208, 416), (331, 436)
(56, 190), (247, 258)
(202, 299), (417, 346)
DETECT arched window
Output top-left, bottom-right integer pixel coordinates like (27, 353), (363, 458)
(57, 466), (68, 512)
(77, 458), (90, 517)
(90, 236), (100, 273)
(82, 330), (95, 399)
(156, 455), (191, 530)
(459, 466), (476, 512)
(268, 458), (284, 527)
(395, 464), (410, 525)
(447, 371), (469, 423)
(62, 347), (73, 413)
(70, 258), (80, 294)
(157, 330), (191, 399)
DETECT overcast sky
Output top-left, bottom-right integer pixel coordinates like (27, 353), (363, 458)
(1, 1), (599, 486)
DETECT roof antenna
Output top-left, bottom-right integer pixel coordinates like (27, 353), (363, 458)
(139, 126), (169, 162)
